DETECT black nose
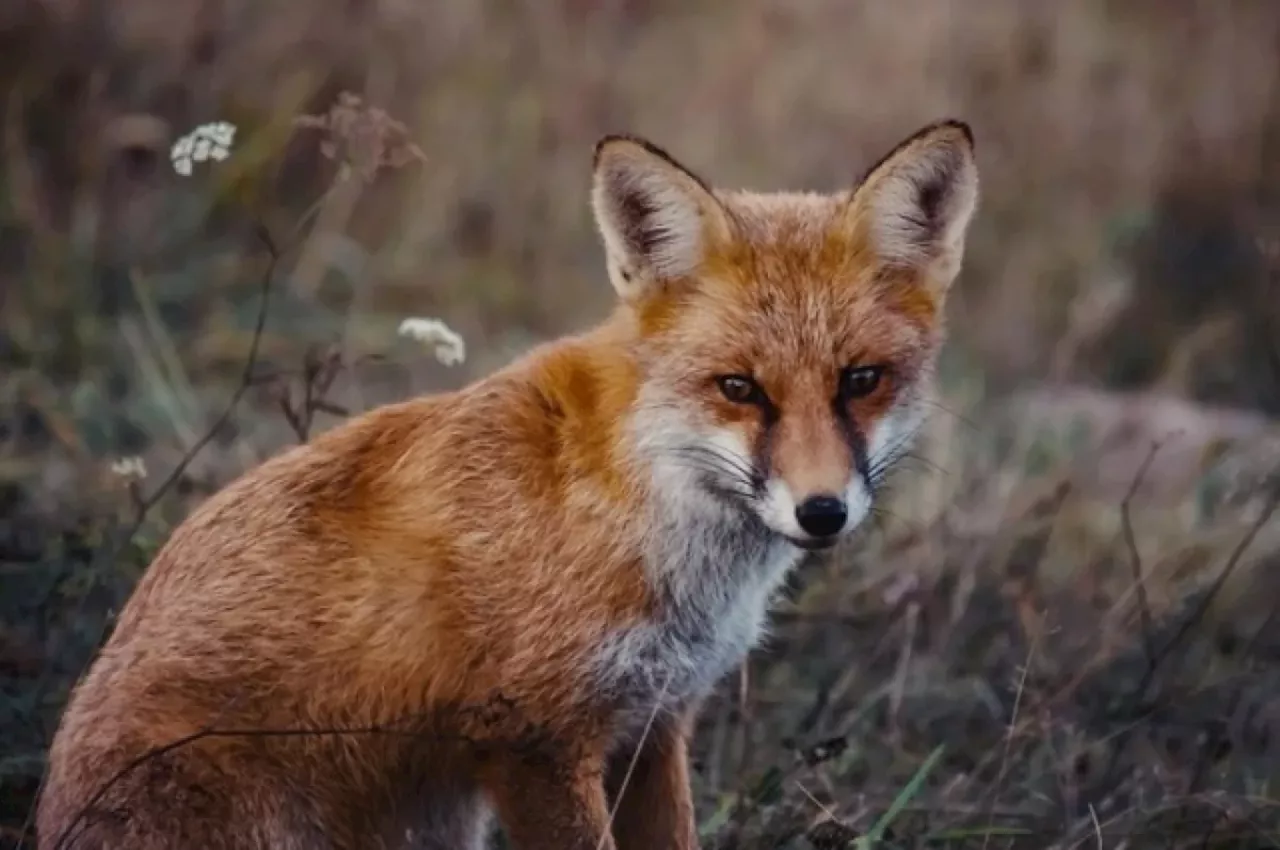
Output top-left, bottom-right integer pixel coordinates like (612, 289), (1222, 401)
(795, 495), (848, 538)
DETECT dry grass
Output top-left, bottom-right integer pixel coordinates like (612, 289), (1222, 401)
(3, 1), (1280, 847)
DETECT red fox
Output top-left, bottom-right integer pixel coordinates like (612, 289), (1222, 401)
(37, 120), (979, 850)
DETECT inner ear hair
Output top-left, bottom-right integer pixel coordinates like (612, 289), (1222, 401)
(591, 134), (729, 299)
(847, 119), (979, 286)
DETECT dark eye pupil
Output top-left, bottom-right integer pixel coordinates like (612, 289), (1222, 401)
(718, 376), (759, 404)
(843, 367), (881, 397)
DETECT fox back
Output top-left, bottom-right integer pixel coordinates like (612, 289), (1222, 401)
(37, 120), (979, 850)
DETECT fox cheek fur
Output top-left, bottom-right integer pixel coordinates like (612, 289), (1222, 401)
(35, 121), (978, 850)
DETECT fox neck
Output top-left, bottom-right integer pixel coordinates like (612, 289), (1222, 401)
(595, 386), (803, 710)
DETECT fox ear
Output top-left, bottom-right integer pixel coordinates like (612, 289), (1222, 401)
(845, 120), (979, 294)
(591, 135), (731, 301)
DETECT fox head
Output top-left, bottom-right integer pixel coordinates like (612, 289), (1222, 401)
(591, 121), (979, 551)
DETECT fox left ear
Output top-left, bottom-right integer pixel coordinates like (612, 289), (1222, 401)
(845, 120), (979, 294)
(591, 135), (732, 302)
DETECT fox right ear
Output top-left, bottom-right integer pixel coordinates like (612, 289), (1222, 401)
(845, 120), (979, 295)
(591, 135), (731, 301)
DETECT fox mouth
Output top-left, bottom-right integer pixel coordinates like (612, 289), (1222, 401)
(785, 534), (840, 552)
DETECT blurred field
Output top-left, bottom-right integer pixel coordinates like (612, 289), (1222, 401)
(3, 0), (1280, 847)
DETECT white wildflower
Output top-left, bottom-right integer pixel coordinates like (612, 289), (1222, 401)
(110, 456), (148, 481)
(170, 121), (237, 176)
(397, 317), (466, 367)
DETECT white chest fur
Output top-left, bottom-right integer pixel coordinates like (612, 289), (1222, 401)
(591, 503), (804, 723)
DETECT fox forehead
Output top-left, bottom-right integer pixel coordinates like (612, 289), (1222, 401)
(716, 190), (851, 251)
(642, 190), (940, 380)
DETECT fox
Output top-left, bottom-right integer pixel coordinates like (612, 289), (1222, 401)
(36, 119), (979, 850)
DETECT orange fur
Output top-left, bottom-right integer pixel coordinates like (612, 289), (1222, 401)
(37, 120), (979, 849)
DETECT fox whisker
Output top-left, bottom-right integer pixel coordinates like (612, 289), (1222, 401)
(666, 446), (763, 496)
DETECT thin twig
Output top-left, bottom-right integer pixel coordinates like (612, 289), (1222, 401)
(600, 677), (670, 850)
(1120, 439), (1165, 667)
(131, 225), (279, 521)
(736, 662), (754, 776)
(888, 600), (920, 738)
(1087, 803), (1103, 849)
(981, 625), (1041, 850)
(1133, 485), (1280, 705)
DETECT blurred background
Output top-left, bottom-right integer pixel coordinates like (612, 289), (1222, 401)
(3, 1), (1280, 846)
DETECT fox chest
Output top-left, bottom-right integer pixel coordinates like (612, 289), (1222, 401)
(592, 539), (802, 719)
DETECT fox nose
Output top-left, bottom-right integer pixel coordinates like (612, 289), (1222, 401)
(794, 494), (848, 538)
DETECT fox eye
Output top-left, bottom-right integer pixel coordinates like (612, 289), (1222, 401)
(716, 375), (767, 406)
(840, 365), (885, 399)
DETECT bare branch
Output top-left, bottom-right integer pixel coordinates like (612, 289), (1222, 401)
(1144, 484), (1280, 696)
(1121, 439), (1165, 668)
(129, 225), (279, 519)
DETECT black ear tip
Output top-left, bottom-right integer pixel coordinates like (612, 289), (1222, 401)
(908, 119), (974, 153)
(593, 133), (673, 169)
(936, 119), (974, 148)
(593, 134), (639, 168)
(591, 134), (702, 183)
(855, 119), (975, 190)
